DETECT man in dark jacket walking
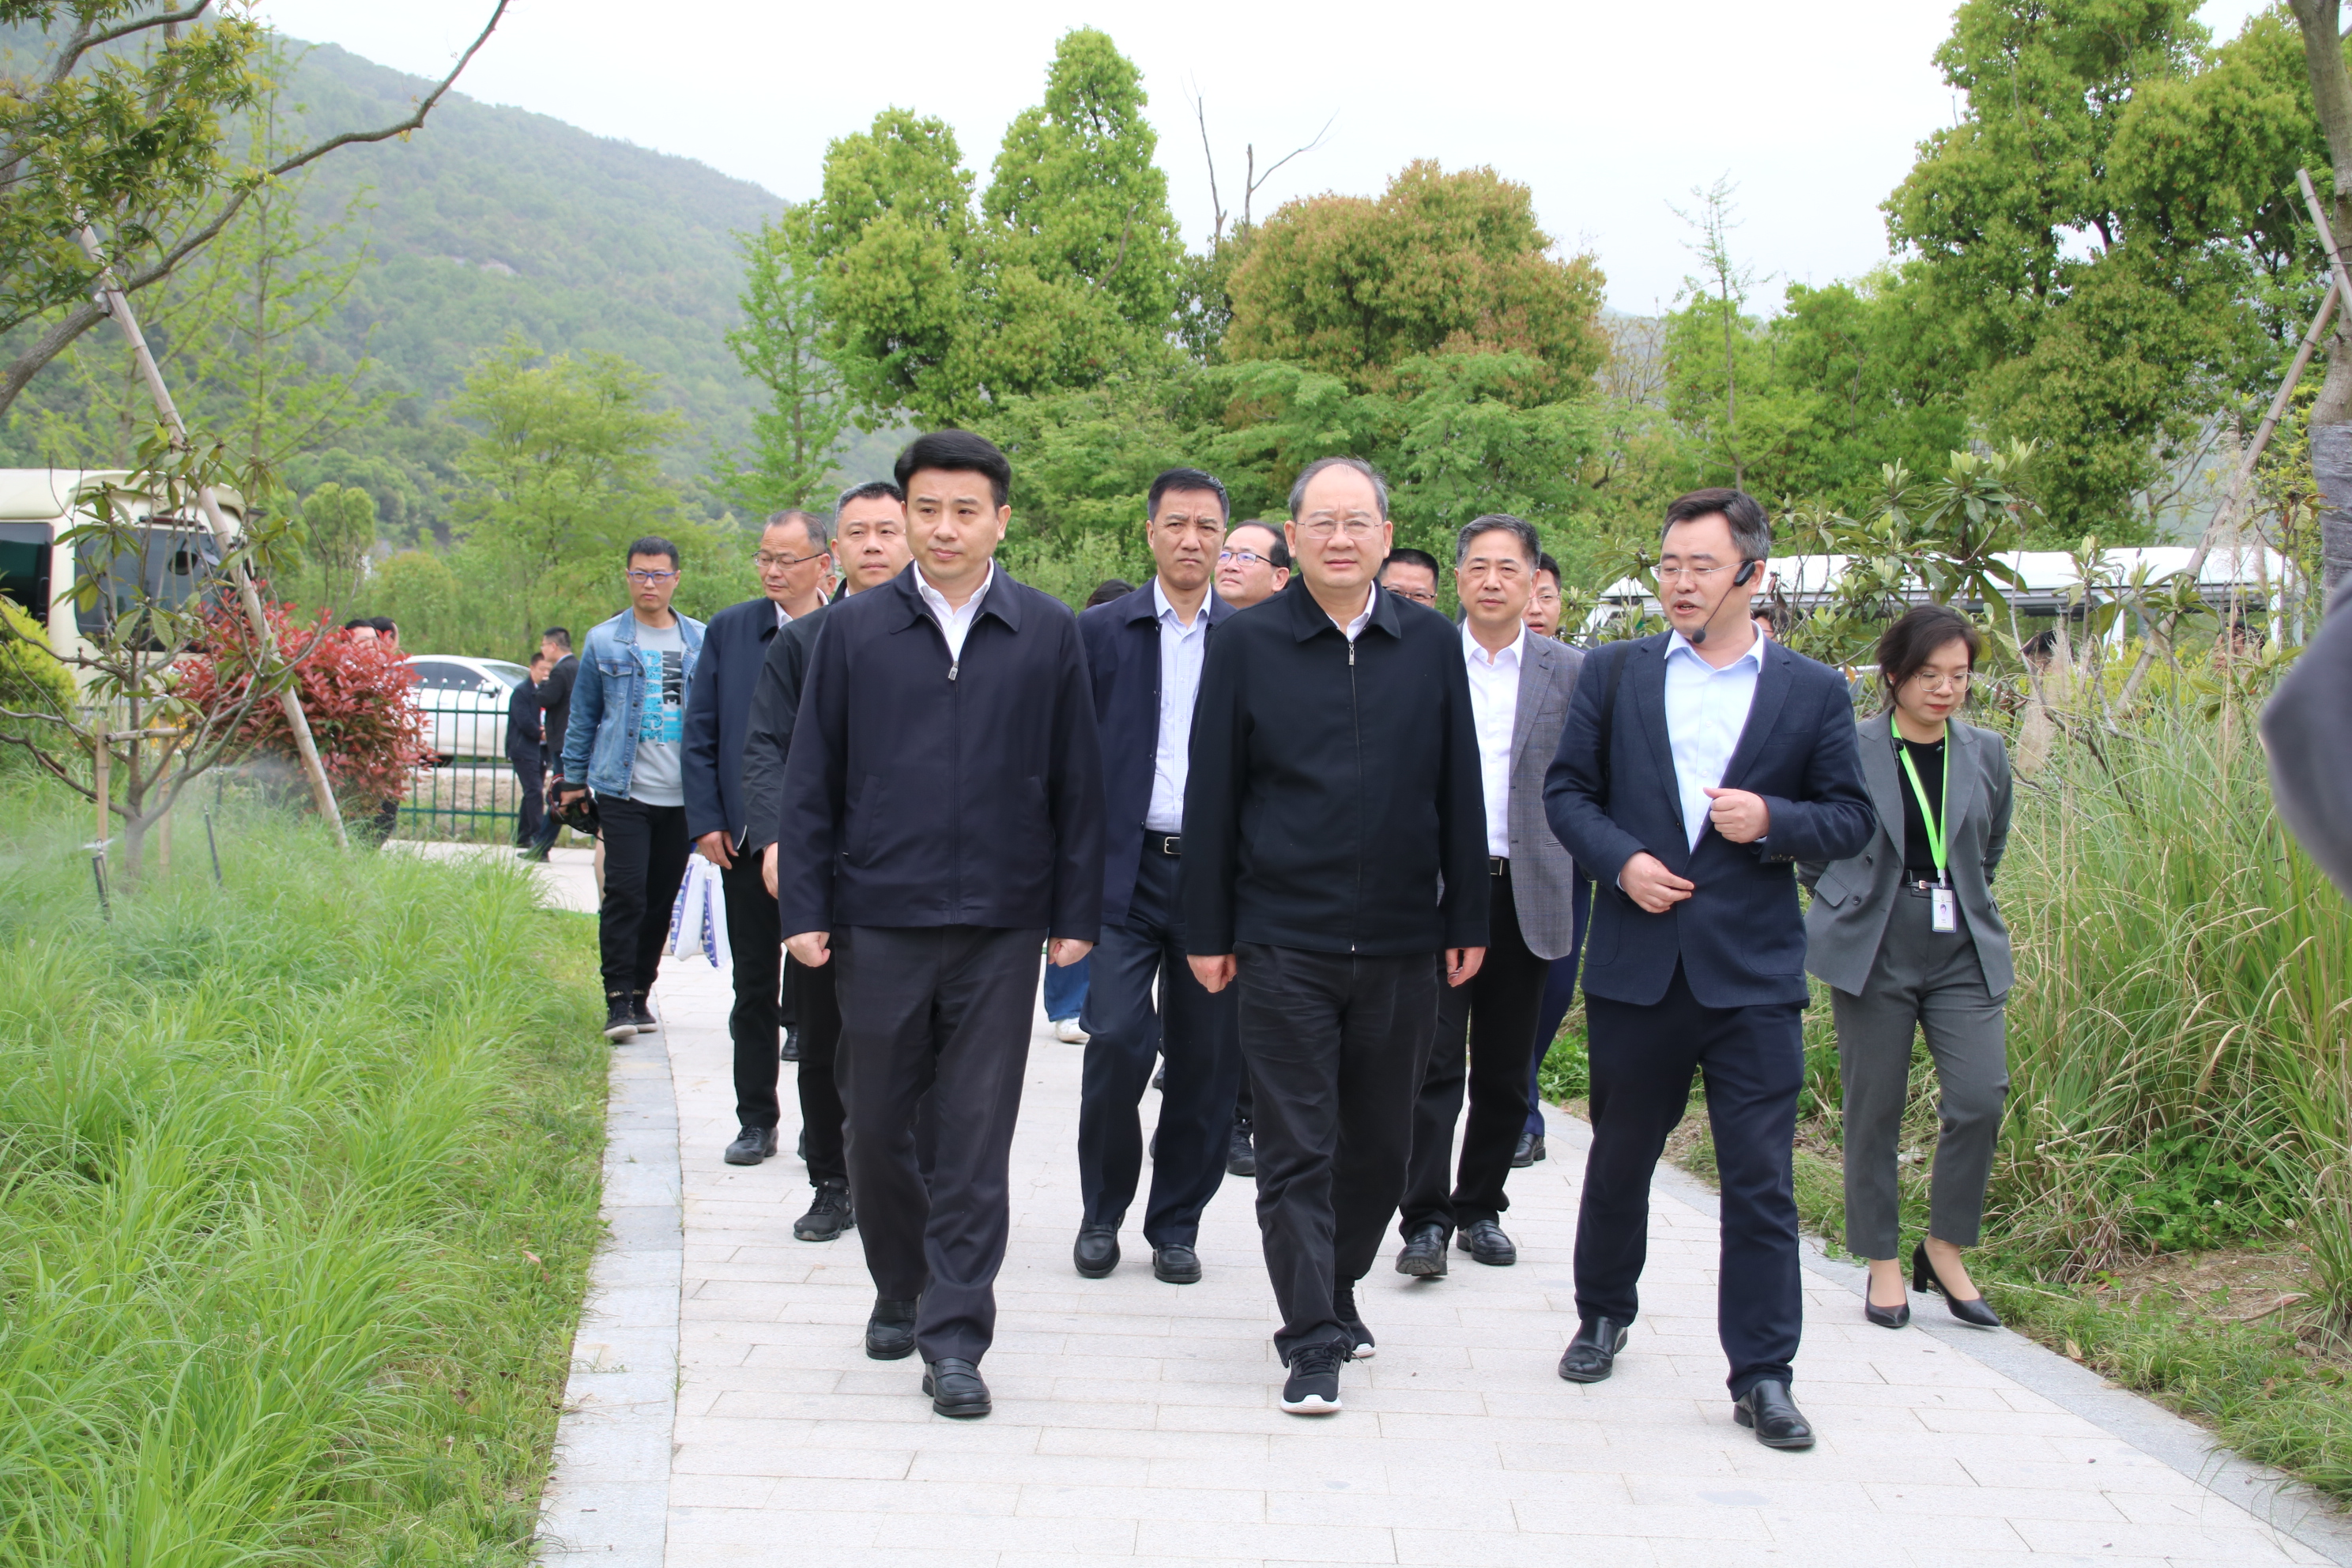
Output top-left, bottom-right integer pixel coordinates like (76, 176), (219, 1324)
(682, 510), (834, 1171)
(523, 628), (576, 859)
(1071, 467), (1241, 1288)
(737, 479), (909, 1243)
(507, 654), (548, 849)
(777, 431), (1104, 1421)
(1544, 488), (1874, 1451)
(1182, 456), (1489, 1417)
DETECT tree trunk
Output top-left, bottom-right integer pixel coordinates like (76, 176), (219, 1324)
(2290, 0), (2352, 612)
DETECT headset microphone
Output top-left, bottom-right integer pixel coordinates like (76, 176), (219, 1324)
(1683, 558), (1759, 646)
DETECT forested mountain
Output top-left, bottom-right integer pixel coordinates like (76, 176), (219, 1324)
(281, 41), (779, 462)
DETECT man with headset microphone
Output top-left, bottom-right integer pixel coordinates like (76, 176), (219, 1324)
(1543, 488), (1872, 1450)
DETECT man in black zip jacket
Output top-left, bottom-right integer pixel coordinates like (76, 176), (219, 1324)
(1182, 455), (1489, 1417)
(777, 431), (1105, 1421)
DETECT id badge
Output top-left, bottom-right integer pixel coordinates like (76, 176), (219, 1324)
(1930, 886), (1958, 933)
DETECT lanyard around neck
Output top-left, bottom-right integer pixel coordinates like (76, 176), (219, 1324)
(1895, 733), (1950, 884)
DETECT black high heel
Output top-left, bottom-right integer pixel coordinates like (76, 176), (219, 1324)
(1864, 1287), (1910, 1330)
(1913, 1241), (2002, 1329)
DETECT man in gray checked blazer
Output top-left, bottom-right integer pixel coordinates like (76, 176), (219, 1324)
(1397, 514), (1586, 1273)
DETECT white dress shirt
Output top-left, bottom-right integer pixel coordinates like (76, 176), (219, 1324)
(1144, 579), (1210, 833)
(775, 602), (792, 630)
(1462, 623), (1522, 859)
(916, 562), (993, 662)
(1331, 586), (1376, 641)
(1663, 628), (1766, 850)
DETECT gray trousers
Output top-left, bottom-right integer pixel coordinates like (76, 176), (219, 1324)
(1834, 888), (2009, 1259)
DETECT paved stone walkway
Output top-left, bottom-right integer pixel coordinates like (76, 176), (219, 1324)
(530, 888), (2346, 1568)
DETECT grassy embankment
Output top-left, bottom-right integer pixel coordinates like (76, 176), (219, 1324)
(1538, 684), (2352, 1500)
(0, 799), (607, 1564)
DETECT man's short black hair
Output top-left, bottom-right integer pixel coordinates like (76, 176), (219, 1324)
(1660, 487), (1771, 562)
(1453, 514), (1540, 569)
(895, 430), (1012, 509)
(1534, 552), (1562, 587)
(1147, 467), (1228, 522)
(1086, 578), (1134, 608)
(343, 616), (372, 632)
(1380, 547), (1441, 580)
(541, 626), (571, 650)
(627, 536), (680, 568)
(1228, 519), (1288, 570)
(837, 479), (906, 511)
(368, 616), (398, 635)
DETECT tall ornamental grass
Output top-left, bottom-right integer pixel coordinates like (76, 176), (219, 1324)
(0, 805), (605, 1565)
(1992, 688), (2352, 1318)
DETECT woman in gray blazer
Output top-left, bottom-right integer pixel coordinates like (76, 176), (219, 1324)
(1801, 605), (2014, 1330)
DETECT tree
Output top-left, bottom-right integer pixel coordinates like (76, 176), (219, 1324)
(297, 480), (375, 610)
(0, 0), (503, 420)
(721, 202), (848, 512)
(808, 29), (1185, 428)
(1223, 160), (1608, 399)
(2286, 0), (2352, 606)
(448, 336), (684, 649)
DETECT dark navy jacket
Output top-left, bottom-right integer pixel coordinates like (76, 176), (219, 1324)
(775, 564), (1106, 940)
(1543, 632), (1874, 1009)
(682, 597), (787, 842)
(1182, 579), (1489, 959)
(1076, 580), (1236, 928)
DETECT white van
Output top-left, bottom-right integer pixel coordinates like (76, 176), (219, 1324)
(0, 469), (242, 672)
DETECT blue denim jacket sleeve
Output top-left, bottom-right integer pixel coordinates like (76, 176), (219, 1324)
(560, 643), (604, 784)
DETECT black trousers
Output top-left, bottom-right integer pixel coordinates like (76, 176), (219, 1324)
(833, 924), (1043, 1365)
(1237, 942), (1442, 1362)
(718, 854), (782, 1131)
(1577, 962), (1805, 1399)
(1401, 864), (1547, 1238)
(1076, 847), (1240, 1246)
(792, 948), (847, 1187)
(510, 752), (546, 847)
(595, 797), (691, 999)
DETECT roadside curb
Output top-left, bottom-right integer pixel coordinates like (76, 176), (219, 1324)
(1544, 1109), (2352, 1566)
(534, 1027), (682, 1565)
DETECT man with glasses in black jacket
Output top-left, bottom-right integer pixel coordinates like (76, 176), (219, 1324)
(1182, 455), (1489, 1417)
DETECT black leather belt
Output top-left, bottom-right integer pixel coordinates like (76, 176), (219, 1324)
(1149, 833), (1182, 857)
(1490, 856), (1509, 877)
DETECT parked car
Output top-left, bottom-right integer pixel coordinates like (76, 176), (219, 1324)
(405, 654), (533, 763)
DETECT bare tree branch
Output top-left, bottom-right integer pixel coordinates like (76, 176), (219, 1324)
(1242, 115), (1334, 228)
(1190, 91), (1226, 247)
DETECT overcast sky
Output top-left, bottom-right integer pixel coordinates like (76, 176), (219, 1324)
(258, 0), (2276, 316)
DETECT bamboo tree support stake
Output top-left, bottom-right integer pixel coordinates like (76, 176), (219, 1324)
(72, 227), (346, 847)
(2115, 179), (2343, 708)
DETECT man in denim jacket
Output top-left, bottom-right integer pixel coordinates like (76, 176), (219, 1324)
(557, 536), (708, 1040)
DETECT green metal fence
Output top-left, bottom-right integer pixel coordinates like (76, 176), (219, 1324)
(390, 688), (553, 846)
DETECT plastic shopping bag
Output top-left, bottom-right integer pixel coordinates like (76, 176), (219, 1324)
(665, 855), (733, 968)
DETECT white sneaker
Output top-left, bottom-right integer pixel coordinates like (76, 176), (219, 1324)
(1054, 1018), (1088, 1044)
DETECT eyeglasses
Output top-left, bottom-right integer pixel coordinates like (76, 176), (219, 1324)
(625, 568), (679, 585)
(1907, 669), (1973, 692)
(755, 549), (829, 569)
(1218, 549), (1272, 567)
(1389, 586), (1438, 607)
(1656, 560), (1741, 585)
(1297, 517), (1381, 541)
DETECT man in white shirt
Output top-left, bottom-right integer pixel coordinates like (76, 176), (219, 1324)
(1396, 516), (1586, 1276)
(1070, 469), (1242, 1286)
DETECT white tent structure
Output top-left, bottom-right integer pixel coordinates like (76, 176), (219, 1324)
(1581, 545), (2305, 646)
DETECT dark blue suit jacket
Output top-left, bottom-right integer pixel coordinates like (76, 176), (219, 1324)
(682, 596), (784, 842)
(1544, 632), (1874, 1008)
(1076, 581), (1237, 928)
(775, 564), (1106, 940)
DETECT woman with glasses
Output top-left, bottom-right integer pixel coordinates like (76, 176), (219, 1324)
(1800, 605), (2014, 1331)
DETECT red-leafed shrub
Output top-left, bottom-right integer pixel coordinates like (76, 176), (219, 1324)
(179, 603), (429, 807)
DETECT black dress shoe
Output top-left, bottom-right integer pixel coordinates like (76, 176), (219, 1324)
(793, 1179), (854, 1242)
(1914, 1242), (2002, 1328)
(1511, 1130), (1547, 1167)
(1734, 1381), (1816, 1449)
(1557, 1316), (1629, 1383)
(1073, 1224), (1120, 1278)
(922, 1357), (991, 1418)
(1864, 1281), (1911, 1329)
(864, 1298), (918, 1360)
(779, 1026), (801, 1062)
(1394, 1222), (1449, 1278)
(1227, 1121), (1256, 1178)
(723, 1125), (778, 1165)
(1152, 1243), (1201, 1284)
(1457, 1218), (1517, 1266)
